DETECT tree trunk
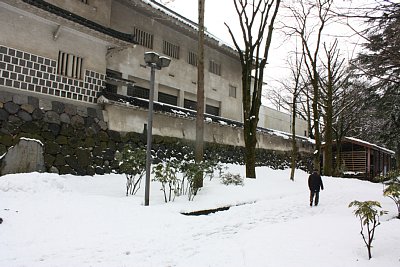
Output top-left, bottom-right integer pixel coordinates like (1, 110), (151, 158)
(244, 124), (257, 178)
(194, 0), (205, 189)
(290, 98), (297, 181)
(225, 0), (281, 179)
(306, 91), (313, 139)
(396, 142), (400, 171)
(334, 139), (343, 176)
(312, 77), (321, 172)
(324, 87), (333, 176)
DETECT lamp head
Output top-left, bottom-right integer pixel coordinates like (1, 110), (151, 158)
(158, 56), (171, 68)
(144, 51), (160, 65)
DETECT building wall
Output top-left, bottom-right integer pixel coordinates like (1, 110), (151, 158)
(0, 0), (309, 150)
(0, 2), (108, 73)
(106, 0), (243, 121)
(45, 0), (112, 27)
(259, 105), (308, 137)
(0, 2), (107, 104)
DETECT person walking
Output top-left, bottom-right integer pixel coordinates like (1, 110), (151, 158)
(308, 170), (324, 206)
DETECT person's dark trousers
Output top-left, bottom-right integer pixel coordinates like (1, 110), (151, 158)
(310, 190), (320, 206)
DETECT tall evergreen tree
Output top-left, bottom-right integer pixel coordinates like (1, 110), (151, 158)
(353, 2), (400, 169)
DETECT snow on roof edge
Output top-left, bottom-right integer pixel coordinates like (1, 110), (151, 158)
(139, 0), (237, 55)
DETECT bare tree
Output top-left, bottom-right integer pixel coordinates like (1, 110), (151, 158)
(272, 49), (305, 180)
(332, 78), (368, 175)
(319, 39), (347, 176)
(289, 51), (305, 181)
(297, 80), (313, 138)
(284, 0), (334, 172)
(225, 0), (281, 178)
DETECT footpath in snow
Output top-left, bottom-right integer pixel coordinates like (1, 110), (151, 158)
(0, 165), (399, 267)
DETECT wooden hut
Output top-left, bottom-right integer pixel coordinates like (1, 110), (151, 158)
(322, 137), (395, 180)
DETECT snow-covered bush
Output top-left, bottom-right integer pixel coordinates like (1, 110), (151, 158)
(178, 160), (216, 200)
(115, 146), (146, 196)
(220, 173), (244, 186)
(152, 152), (223, 202)
(348, 200), (387, 259)
(152, 158), (179, 203)
(178, 160), (202, 201)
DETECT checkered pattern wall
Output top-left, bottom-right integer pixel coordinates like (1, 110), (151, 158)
(0, 45), (105, 103)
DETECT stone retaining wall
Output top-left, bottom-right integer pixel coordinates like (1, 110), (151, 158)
(0, 90), (120, 175)
(0, 90), (313, 175)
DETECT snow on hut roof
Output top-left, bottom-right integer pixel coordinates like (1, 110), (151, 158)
(344, 137), (395, 155)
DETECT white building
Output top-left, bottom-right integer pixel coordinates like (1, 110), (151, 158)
(0, 0), (308, 140)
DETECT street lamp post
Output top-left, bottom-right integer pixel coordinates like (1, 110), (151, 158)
(144, 52), (171, 206)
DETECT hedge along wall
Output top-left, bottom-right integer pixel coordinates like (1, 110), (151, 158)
(0, 90), (313, 176)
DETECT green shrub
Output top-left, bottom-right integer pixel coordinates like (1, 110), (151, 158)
(115, 146), (146, 196)
(375, 170), (400, 183)
(383, 175), (400, 219)
(152, 158), (179, 203)
(349, 200), (387, 259)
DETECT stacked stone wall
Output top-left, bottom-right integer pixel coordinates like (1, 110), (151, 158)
(0, 90), (122, 175)
(0, 90), (313, 175)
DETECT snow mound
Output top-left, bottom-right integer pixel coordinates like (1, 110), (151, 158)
(0, 172), (67, 193)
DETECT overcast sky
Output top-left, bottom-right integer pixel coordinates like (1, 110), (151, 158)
(159, 0), (368, 106)
(160, 0), (238, 46)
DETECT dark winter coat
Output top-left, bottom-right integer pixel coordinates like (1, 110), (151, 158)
(308, 171), (324, 192)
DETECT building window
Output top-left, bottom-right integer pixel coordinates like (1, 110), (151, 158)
(206, 104), (220, 116)
(188, 51), (197, 66)
(105, 69), (121, 94)
(133, 27), (153, 49)
(158, 92), (178, 106)
(57, 51), (83, 79)
(163, 40), (180, 59)
(127, 85), (149, 99)
(184, 99), (197, 111)
(106, 69), (122, 79)
(209, 60), (221, 76)
(105, 83), (117, 94)
(229, 85), (237, 98)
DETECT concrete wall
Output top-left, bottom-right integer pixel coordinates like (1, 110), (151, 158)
(103, 102), (314, 154)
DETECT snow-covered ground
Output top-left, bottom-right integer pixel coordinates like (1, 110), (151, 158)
(0, 165), (399, 267)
